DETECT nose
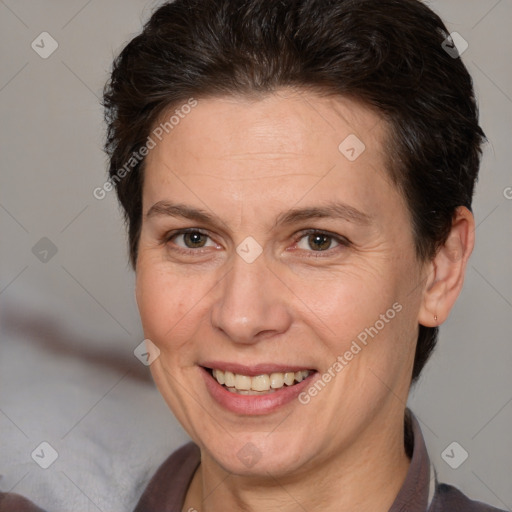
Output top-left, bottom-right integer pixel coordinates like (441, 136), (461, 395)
(210, 253), (293, 345)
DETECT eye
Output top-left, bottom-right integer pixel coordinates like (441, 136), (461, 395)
(293, 229), (349, 255)
(165, 228), (217, 252)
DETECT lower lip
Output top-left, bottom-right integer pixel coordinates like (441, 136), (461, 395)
(200, 366), (317, 415)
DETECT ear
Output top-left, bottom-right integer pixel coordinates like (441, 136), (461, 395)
(418, 206), (475, 327)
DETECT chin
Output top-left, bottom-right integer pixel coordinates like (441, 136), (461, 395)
(203, 432), (313, 478)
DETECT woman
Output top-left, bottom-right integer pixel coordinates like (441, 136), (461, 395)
(1, 0), (505, 510)
(109, 0), (504, 510)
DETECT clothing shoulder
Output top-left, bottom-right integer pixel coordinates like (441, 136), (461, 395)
(133, 441), (200, 512)
(431, 483), (507, 512)
(0, 492), (47, 512)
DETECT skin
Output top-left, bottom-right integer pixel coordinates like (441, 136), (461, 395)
(135, 88), (475, 512)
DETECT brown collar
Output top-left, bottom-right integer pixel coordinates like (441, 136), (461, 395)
(388, 409), (432, 511)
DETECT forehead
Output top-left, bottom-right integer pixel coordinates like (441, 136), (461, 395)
(142, 90), (402, 227)
(145, 90), (389, 174)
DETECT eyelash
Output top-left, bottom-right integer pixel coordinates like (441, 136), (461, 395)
(162, 228), (213, 255)
(162, 228), (350, 258)
(294, 229), (351, 257)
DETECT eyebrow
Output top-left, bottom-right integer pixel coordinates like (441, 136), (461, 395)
(146, 200), (372, 228)
(274, 202), (372, 227)
(147, 202), (214, 223)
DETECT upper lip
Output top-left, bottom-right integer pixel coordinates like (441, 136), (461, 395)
(200, 361), (316, 377)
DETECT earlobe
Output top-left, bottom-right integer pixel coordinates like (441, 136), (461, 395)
(418, 206), (475, 327)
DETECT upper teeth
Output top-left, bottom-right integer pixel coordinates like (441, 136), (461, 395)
(212, 369), (311, 391)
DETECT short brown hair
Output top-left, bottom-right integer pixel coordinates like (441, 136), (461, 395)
(103, 0), (485, 382)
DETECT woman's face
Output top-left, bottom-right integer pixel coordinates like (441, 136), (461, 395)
(136, 89), (426, 477)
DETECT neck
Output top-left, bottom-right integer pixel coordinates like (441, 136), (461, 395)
(184, 409), (411, 512)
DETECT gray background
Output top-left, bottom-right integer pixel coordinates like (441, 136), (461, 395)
(1, 0), (511, 510)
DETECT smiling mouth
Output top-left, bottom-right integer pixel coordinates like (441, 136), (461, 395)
(204, 367), (316, 395)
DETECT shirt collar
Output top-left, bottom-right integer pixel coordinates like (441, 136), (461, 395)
(388, 408), (433, 511)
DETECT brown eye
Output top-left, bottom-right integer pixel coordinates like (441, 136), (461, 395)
(181, 231), (208, 248)
(294, 229), (350, 256)
(165, 229), (217, 253)
(306, 233), (333, 251)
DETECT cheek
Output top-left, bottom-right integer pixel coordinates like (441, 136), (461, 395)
(310, 270), (395, 335)
(135, 258), (214, 353)
(312, 262), (417, 372)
